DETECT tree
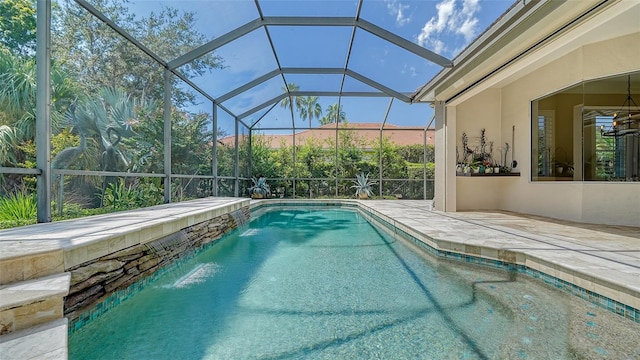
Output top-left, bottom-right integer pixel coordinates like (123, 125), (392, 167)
(0, 0), (36, 56)
(398, 144), (434, 163)
(320, 103), (346, 125)
(298, 96), (322, 128)
(379, 137), (407, 179)
(0, 46), (77, 145)
(246, 133), (278, 179)
(279, 83), (301, 112)
(53, 0), (223, 106)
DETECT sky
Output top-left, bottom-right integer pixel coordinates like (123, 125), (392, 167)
(125, 0), (515, 134)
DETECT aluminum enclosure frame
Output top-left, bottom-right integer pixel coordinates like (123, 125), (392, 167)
(26, 0), (449, 221)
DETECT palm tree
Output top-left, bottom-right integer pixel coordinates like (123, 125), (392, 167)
(320, 103), (346, 125)
(0, 47), (77, 140)
(298, 96), (322, 128)
(0, 125), (17, 165)
(279, 83), (301, 111)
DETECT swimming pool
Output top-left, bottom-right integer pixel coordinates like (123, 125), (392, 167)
(68, 208), (640, 359)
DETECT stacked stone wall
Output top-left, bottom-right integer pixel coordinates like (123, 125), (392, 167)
(64, 206), (250, 321)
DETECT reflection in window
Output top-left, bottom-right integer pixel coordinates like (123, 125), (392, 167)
(595, 115), (618, 179)
(537, 111), (554, 176)
(531, 71), (640, 182)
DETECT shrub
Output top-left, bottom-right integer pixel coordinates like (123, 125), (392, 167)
(100, 178), (163, 210)
(0, 192), (37, 221)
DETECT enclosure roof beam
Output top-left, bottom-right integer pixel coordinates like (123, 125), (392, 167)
(292, 91), (388, 97)
(239, 91), (390, 121)
(217, 67), (406, 112)
(217, 70), (281, 103)
(216, 68), (344, 105)
(168, 18), (263, 70)
(263, 16), (355, 26)
(356, 19), (453, 68)
(173, 72), (214, 103)
(249, 102), (279, 129)
(172, 72), (247, 127)
(381, 98), (394, 130)
(282, 67), (345, 74)
(168, 16), (452, 71)
(237, 93), (288, 120)
(345, 70), (411, 102)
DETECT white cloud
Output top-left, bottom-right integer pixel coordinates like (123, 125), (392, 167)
(416, 0), (481, 55)
(384, 0), (411, 26)
(401, 64), (418, 77)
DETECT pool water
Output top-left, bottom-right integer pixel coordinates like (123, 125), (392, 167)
(69, 208), (640, 359)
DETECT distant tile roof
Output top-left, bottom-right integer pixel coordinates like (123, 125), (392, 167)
(219, 123), (435, 148)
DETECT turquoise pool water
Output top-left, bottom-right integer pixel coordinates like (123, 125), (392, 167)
(69, 208), (640, 359)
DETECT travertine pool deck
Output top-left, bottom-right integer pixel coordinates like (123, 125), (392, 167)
(1, 198), (639, 359)
(355, 200), (640, 312)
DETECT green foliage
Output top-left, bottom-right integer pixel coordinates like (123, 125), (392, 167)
(53, 201), (113, 220)
(0, 191), (36, 220)
(0, 124), (17, 165)
(100, 178), (163, 210)
(245, 134), (279, 179)
(0, 46), (35, 129)
(407, 162), (435, 179)
(298, 96), (322, 127)
(248, 177), (271, 197)
(379, 137), (407, 179)
(0, 218), (35, 229)
(170, 111), (213, 176)
(398, 144), (435, 163)
(320, 103), (346, 125)
(0, 45), (78, 135)
(245, 129), (434, 199)
(334, 127), (369, 178)
(279, 83), (302, 111)
(0, 0), (36, 55)
(119, 105), (164, 173)
(54, 0), (223, 107)
(351, 173), (376, 198)
(297, 137), (334, 178)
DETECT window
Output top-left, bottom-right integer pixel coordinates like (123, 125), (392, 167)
(537, 111), (554, 176)
(595, 115), (618, 179)
(531, 71), (640, 182)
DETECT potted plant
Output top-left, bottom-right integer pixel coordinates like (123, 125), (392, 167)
(351, 173), (376, 199)
(248, 176), (271, 199)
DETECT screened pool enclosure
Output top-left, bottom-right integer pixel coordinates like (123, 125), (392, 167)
(1, 0), (454, 222)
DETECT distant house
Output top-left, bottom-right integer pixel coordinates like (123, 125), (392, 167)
(218, 123), (435, 149)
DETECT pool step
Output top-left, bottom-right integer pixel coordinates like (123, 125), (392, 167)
(0, 272), (70, 336)
(0, 318), (68, 359)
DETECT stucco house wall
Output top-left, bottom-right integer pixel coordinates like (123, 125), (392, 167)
(451, 32), (640, 226)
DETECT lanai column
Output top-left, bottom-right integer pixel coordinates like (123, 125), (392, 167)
(163, 69), (172, 203)
(36, 0), (52, 222)
(212, 104), (218, 196)
(434, 101), (456, 211)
